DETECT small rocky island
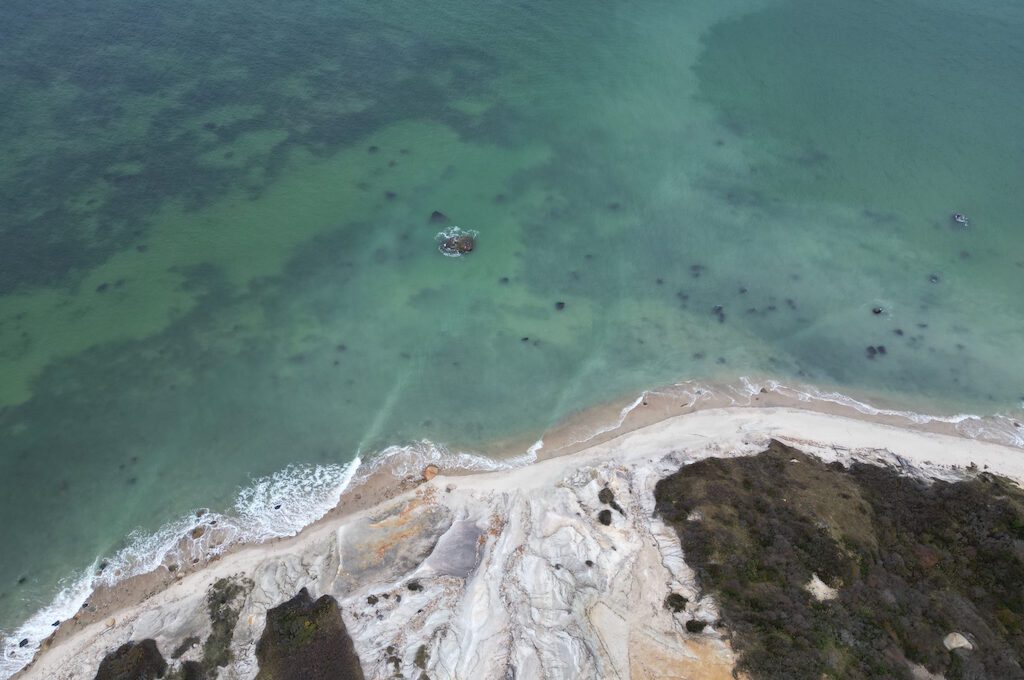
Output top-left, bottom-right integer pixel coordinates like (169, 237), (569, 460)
(438, 233), (474, 255)
(14, 408), (1024, 680)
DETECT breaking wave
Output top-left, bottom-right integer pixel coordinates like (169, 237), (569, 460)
(726, 377), (1024, 448)
(356, 438), (539, 482)
(0, 459), (361, 678)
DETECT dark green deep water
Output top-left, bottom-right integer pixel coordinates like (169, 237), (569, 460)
(1, 0), (1022, 668)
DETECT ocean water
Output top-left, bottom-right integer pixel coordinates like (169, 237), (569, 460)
(1, 0), (1023, 671)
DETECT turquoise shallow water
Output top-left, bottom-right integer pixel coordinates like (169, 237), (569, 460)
(1, 0), (1023, 667)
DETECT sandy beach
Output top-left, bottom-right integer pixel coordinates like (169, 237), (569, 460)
(12, 393), (1024, 679)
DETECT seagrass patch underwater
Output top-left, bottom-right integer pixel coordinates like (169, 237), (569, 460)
(1, 0), (1022, 671)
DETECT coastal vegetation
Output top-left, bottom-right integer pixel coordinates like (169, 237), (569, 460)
(254, 588), (364, 680)
(93, 639), (166, 680)
(199, 576), (252, 675)
(655, 440), (1024, 679)
(164, 575), (251, 680)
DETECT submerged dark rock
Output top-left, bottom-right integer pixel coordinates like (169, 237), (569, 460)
(429, 210), (449, 224)
(654, 440), (1024, 680)
(94, 639), (167, 680)
(255, 588), (365, 680)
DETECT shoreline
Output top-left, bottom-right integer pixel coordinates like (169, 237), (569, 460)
(5, 376), (1024, 678)
(482, 375), (1024, 465)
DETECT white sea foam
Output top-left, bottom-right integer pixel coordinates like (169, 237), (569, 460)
(728, 377), (1024, 448)
(2, 437), (544, 677)
(358, 438), (538, 482)
(434, 226), (479, 257)
(0, 458), (361, 679)
(529, 377), (1022, 453)
(559, 391), (649, 448)
(0, 570), (95, 680)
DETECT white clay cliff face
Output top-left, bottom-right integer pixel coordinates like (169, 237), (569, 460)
(20, 449), (742, 680)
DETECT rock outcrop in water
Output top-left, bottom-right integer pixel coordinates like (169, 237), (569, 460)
(438, 233), (474, 255)
(255, 588), (364, 680)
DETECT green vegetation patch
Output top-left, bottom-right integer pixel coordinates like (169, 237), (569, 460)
(255, 587), (365, 680)
(414, 643), (430, 669)
(654, 440), (1024, 679)
(201, 575), (253, 672)
(93, 639), (167, 680)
